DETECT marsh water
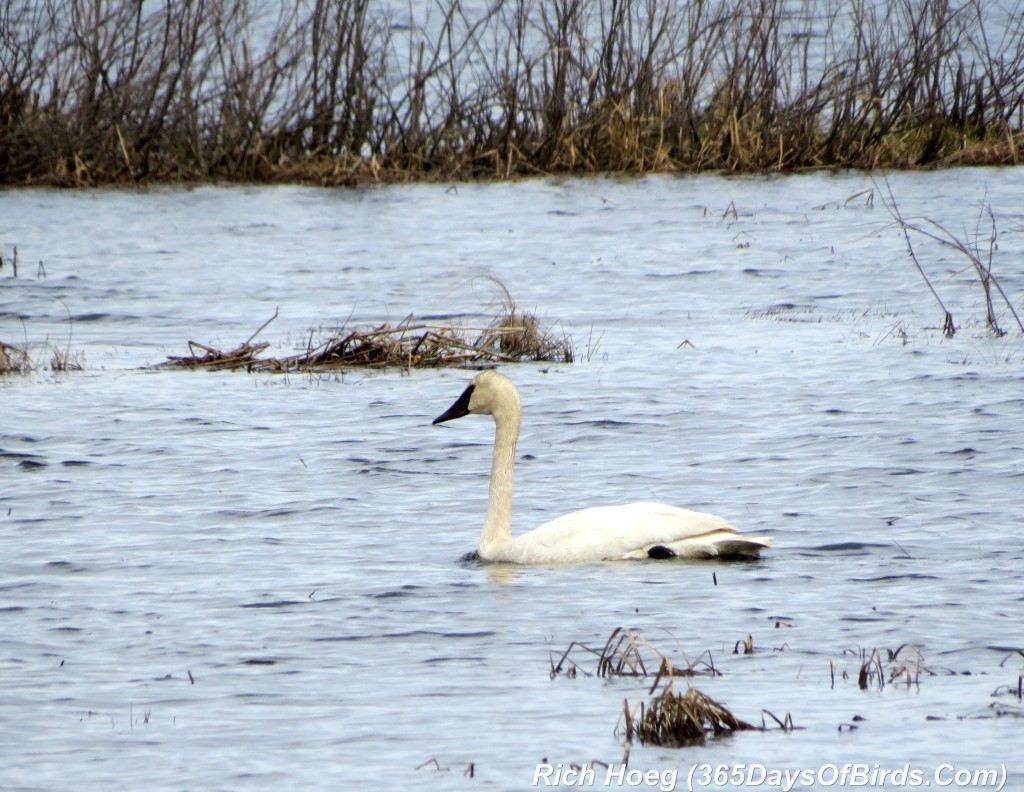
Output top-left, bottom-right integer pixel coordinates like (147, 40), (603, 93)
(2, 170), (1023, 791)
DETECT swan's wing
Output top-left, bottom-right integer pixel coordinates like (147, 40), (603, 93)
(489, 502), (765, 563)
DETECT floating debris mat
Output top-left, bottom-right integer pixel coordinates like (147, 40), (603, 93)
(159, 309), (573, 372)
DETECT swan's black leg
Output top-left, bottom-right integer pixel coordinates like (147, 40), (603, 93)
(647, 545), (677, 559)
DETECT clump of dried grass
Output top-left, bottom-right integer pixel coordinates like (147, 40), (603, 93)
(0, 341), (33, 375)
(49, 345), (84, 372)
(622, 686), (756, 747)
(271, 316), (494, 371)
(1, 338), (84, 375)
(473, 278), (574, 365)
(159, 291), (573, 372)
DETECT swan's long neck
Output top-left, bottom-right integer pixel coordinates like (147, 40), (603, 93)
(481, 396), (520, 554)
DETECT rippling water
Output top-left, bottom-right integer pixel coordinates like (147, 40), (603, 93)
(2, 170), (1023, 790)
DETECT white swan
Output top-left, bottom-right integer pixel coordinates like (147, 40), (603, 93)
(433, 370), (771, 564)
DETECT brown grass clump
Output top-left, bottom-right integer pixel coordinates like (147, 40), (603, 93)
(1, 338), (83, 375)
(48, 345), (84, 372)
(271, 316), (527, 371)
(159, 295), (573, 373)
(0, 341), (33, 375)
(623, 686), (756, 747)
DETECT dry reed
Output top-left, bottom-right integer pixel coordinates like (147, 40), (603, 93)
(550, 627), (719, 682)
(879, 179), (1024, 337)
(3, 0), (1023, 186)
(837, 645), (935, 691)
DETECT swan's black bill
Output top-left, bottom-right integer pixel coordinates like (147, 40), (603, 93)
(433, 384), (475, 425)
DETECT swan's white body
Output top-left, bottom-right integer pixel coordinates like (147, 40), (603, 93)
(433, 370), (771, 564)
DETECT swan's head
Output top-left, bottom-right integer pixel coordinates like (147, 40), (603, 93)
(433, 369), (520, 425)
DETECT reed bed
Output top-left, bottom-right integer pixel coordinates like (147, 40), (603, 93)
(3, 0), (1023, 186)
(159, 306), (573, 372)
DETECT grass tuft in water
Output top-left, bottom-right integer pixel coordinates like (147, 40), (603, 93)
(622, 685), (756, 748)
(49, 344), (85, 372)
(845, 645), (933, 691)
(0, 341), (33, 375)
(550, 627), (719, 681)
(1, 339), (83, 375)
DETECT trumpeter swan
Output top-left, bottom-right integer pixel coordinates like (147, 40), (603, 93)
(433, 370), (771, 564)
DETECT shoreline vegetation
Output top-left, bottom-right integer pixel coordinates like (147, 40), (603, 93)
(2, 0), (1023, 187)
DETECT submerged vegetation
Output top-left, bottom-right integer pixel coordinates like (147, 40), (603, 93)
(2, 0), (1024, 186)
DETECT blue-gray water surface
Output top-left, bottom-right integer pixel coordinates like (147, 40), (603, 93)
(1, 170), (1023, 791)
